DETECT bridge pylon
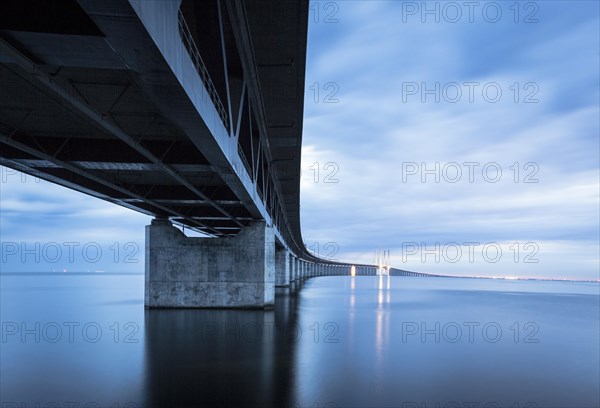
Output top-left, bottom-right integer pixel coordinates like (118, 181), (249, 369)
(375, 249), (391, 276)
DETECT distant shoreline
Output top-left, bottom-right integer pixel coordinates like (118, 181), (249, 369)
(0, 271), (144, 276)
(388, 268), (600, 283)
(1, 271), (598, 283)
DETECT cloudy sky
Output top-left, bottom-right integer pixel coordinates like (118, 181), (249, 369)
(300, 0), (599, 280)
(1, 1), (598, 280)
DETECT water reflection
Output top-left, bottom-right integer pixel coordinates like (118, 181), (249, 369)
(143, 286), (302, 407)
(294, 276), (600, 407)
(375, 275), (391, 386)
(348, 277), (356, 353)
(2, 274), (599, 408)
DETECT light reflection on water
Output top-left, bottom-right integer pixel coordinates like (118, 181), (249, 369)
(1, 274), (598, 407)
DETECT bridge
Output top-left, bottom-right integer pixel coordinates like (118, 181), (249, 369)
(0, 0), (432, 308)
(0, 0), (416, 309)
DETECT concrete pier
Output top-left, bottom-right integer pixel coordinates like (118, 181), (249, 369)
(145, 219), (275, 309)
(294, 258), (300, 281)
(289, 256), (296, 284)
(275, 248), (290, 287)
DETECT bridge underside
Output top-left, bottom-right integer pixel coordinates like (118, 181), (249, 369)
(0, 0), (279, 238)
(0, 0), (382, 308)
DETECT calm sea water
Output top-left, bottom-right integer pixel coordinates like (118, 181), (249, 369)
(1, 274), (598, 408)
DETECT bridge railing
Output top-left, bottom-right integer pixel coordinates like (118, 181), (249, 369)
(178, 9), (230, 133)
(237, 143), (253, 181)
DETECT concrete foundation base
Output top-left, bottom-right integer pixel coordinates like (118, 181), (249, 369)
(145, 219), (275, 309)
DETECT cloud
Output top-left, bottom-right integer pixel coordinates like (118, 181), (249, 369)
(1, 1), (598, 280)
(1, 172), (149, 272)
(300, 1), (600, 280)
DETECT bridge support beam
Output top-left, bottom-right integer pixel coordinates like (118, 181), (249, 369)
(275, 248), (290, 287)
(145, 219), (275, 309)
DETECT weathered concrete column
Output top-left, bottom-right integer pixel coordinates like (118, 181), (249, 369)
(290, 257), (295, 280)
(275, 248), (290, 287)
(145, 219), (275, 309)
(293, 258), (299, 280)
(288, 255), (296, 285)
(294, 256), (299, 281)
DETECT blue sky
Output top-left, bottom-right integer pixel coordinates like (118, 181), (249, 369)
(1, 1), (599, 280)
